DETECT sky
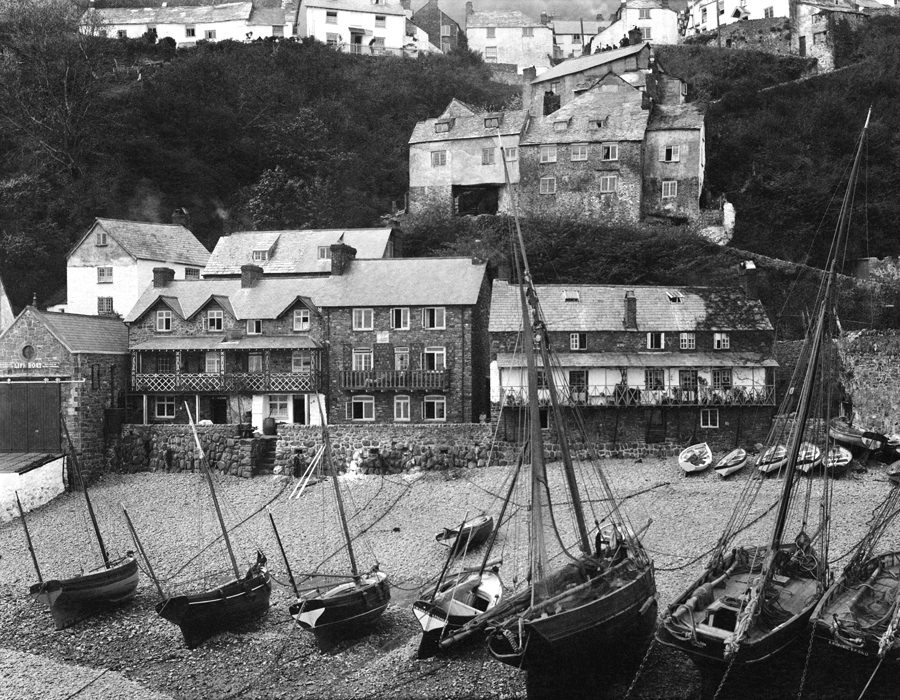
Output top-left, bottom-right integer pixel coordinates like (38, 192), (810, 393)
(425, 0), (621, 26)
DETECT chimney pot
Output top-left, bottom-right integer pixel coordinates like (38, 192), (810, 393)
(330, 242), (358, 276)
(153, 267), (176, 288)
(465, 1), (474, 16)
(739, 260), (759, 300)
(241, 264), (263, 288)
(624, 290), (637, 329)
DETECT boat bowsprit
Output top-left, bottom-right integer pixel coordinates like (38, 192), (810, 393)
(30, 554), (139, 630)
(290, 568), (390, 637)
(155, 551), (271, 649)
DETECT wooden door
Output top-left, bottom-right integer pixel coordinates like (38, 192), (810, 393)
(0, 383), (60, 452)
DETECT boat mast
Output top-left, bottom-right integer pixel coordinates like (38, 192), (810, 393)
(268, 511), (300, 598)
(478, 446), (523, 577)
(15, 491), (43, 583)
(315, 395), (360, 582)
(185, 403), (241, 581)
(61, 421), (110, 567)
(121, 504), (165, 598)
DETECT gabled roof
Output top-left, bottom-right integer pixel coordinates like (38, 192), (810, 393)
(647, 103), (705, 131)
(488, 281), (773, 333)
(87, 2), (253, 24)
(304, 0), (407, 16)
(441, 98), (477, 119)
(409, 108), (529, 145)
(532, 41), (649, 84)
(521, 75), (648, 144)
(0, 274), (13, 333)
(467, 10), (544, 28)
(10, 309), (130, 354)
(70, 219), (210, 266)
(126, 258), (487, 323)
(203, 228), (394, 276)
(248, 6), (287, 25)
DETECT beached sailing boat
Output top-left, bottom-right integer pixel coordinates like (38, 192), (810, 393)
(288, 402), (390, 638)
(656, 110), (872, 677)
(153, 404), (271, 648)
(23, 423), (138, 629)
(437, 192), (657, 678)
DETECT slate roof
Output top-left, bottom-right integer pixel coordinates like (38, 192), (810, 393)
(89, 2), (252, 24)
(496, 351), (778, 368)
(647, 103), (705, 131)
(467, 10), (543, 27)
(0, 275), (13, 333)
(488, 281), (774, 333)
(551, 20), (606, 34)
(248, 6), (287, 24)
(409, 109), (529, 145)
(36, 310), (129, 354)
(203, 228), (394, 275)
(520, 76), (648, 144)
(71, 219), (210, 266)
(126, 258), (487, 323)
(532, 42), (649, 84)
(304, 0), (407, 16)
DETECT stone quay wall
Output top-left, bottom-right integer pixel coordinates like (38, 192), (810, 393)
(120, 424), (260, 477)
(837, 330), (900, 436)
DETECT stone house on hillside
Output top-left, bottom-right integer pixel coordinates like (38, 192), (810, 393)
(551, 19), (609, 59)
(202, 227), (395, 277)
(488, 274), (777, 448)
(464, 5), (554, 74)
(407, 99), (528, 216)
(0, 309), (129, 475)
(684, 0), (792, 35)
(411, 0), (464, 53)
(299, 0), (408, 55)
(63, 218), (210, 318)
(592, 0), (680, 48)
(517, 75), (649, 224)
(642, 103), (706, 222)
(124, 248), (490, 427)
(525, 42), (651, 115)
(84, 2), (290, 44)
(791, 0), (869, 71)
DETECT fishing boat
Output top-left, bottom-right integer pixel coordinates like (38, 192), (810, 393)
(436, 164), (657, 679)
(657, 110), (873, 681)
(714, 448), (748, 478)
(153, 405), (271, 648)
(830, 417), (887, 452)
(679, 443), (713, 474)
(23, 424), (138, 630)
(435, 513), (494, 554)
(755, 444), (787, 474)
(796, 442), (823, 474)
(288, 399), (390, 639)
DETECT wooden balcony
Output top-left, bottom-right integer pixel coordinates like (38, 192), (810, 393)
(500, 384), (776, 408)
(133, 371), (320, 394)
(340, 369), (449, 391)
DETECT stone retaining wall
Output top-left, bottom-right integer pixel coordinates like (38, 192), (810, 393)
(120, 424), (260, 477)
(837, 330), (900, 435)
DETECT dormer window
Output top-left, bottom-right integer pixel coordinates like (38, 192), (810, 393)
(553, 119), (569, 132)
(666, 291), (683, 303)
(434, 120), (452, 133)
(96, 230), (108, 246)
(592, 116), (608, 128)
(563, 290), (580, 302)
(484, 116), (500, 129)
(252, 249), (269, 262)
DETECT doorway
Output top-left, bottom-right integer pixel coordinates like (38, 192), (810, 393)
(292, 395), (308, 425)
(210, 397), (228, 424)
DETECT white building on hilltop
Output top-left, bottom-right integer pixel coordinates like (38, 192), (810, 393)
(298, 0), (409, 55)
(465, 4), (554, 74)
(683, 0), (791, 36)
(591, 0), (679, 49)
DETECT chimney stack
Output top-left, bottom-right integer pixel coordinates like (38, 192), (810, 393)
(540, 12), (550, 25)
(153, 267), (175, 288)
(739, 260), (758, 300)
(400, 0), (411, 11)
(330, 242), (357, 276)
(624, 290), (637, 329)
(171, 207), (191, 229)
(241, 264), (263, 288)
(465, 1), (474, 17)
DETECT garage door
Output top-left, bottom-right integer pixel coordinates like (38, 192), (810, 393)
(0, 383), (61, 453)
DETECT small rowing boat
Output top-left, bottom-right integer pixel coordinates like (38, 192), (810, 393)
(824, 445), (852, 475)
(714, 448), (748, 478)
(756, 444), (787, 474)
(435, 514), (494, 554)
(679, 443), (712, 474)
(796, 442), (823, 474)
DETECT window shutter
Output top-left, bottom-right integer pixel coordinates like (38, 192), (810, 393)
(420, 308), (426, 328)
(658, 145), (666, 161)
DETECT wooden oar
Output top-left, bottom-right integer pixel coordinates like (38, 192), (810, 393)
(15, 492), (42, 583)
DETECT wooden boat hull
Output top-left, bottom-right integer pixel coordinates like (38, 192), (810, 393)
(30, 554), (139, 630)
(796, 443), (823, 474)
(435, 515), (494, 554)
(714, 448), (748, 478)
(679, 443), (712, 474)
(156, 555), (271, 648)
(825, 445), (853, 475)
(656, 544), (823, 672)
(830, 417), (887, 452)
(811, 551), (900, 664)
(756, 445), (787, 474)
(290, 571), (390, 638)
(487, 561), (657, 671)
(413, 569), (503, 657)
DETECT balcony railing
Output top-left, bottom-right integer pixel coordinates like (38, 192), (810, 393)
(133, 371), (320, 394)
(340, 369), (449, 391)
(500, 384), (776, 408)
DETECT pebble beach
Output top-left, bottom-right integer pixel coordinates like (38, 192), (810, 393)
(2, 457), (900, 699)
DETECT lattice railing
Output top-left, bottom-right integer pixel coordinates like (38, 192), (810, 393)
(133, 373), (179, 392)
(226, 373), (267, 392)
(340, 369), (449, 391)
(500, 384), (776, 408)
(269, 372), (317, 392)
(180, 373), (224, 392)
